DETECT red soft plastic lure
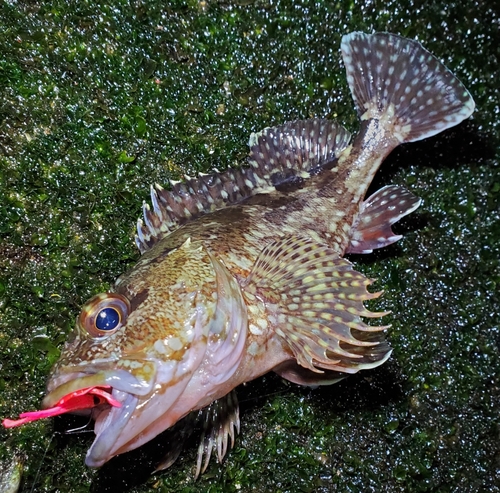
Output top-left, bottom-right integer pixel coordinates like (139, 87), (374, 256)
(2, 386), (121, 428)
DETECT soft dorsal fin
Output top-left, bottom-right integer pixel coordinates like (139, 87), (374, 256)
(247, 118), (351, 181)
(136, 119), (351, 253)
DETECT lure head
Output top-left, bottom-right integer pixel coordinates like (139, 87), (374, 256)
(43, 237), (247, 467)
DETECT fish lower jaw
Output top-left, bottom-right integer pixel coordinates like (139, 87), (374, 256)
(85, 391), (140, 467)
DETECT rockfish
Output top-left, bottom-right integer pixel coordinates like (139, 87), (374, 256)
(3, 32), (475, 475)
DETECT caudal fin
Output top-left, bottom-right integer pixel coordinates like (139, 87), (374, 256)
(341, 32), (475, 143)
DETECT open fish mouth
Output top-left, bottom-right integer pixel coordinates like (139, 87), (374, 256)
(45, 369), (158, 467)
(3, 369), (154, 467)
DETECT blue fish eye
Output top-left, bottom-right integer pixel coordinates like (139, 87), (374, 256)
(95, 307), (120, 331)
(80, 293), (130, 338)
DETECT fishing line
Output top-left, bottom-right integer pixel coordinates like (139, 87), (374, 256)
(63, 419), (94, 434)
(30, 434), (53, 493)
(29, 418), (93, 492)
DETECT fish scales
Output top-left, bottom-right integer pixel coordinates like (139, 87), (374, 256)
(3, 32), (475, 477)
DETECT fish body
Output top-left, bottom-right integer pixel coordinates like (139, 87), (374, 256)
(5, 32), (474, 474)
(0, 456), (23, 493)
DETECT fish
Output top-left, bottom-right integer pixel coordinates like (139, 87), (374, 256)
(0, 456), (23, 493)
(3, 32), (475, 476)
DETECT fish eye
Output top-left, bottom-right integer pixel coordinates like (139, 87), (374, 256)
(95, 307), (120, 331)
(79, 293), (130, 339)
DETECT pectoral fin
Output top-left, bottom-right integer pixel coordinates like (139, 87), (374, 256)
(347, 185), (421, 254)
(244, 236), (391, 375)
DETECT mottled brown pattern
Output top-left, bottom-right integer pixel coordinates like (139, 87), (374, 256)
(28, 32), (474, 473)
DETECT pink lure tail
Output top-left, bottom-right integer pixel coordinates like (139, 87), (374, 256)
(2, 386), (121, 428)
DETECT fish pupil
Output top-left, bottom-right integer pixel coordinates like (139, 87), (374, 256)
(95, 307), (120, 331)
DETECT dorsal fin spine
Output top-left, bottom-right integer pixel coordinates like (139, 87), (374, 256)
(150, 185), (162, 216)
(135, 119), (351, 254)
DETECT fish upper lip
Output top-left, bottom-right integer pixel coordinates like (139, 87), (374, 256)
(43, 368), (154, 409)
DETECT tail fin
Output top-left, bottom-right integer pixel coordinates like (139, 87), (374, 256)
(341, 32), (475, 143)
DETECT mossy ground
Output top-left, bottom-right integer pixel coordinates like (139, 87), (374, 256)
(1, 1), (499, 492)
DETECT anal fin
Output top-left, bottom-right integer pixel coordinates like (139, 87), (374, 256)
(274, 360), (348, 387)
(347, 185), (421, 254)
(244, 236), (391, 375)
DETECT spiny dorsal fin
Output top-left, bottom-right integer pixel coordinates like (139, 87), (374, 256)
(243, 235), (391, 375)
(347, 185), (422, 254)
(136, 119), (351, 253)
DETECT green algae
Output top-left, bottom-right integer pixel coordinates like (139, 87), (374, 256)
(1, 1), (499, 492)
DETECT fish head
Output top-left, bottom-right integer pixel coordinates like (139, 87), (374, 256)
(43, 237), (247, 467)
